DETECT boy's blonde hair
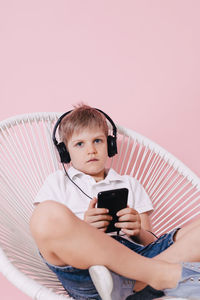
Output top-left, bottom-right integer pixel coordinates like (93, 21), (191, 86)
(58, 104), (108, 145)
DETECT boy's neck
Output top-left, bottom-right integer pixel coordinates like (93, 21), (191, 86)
(70, 166), (107, 182)
(92, 170), (107, 182)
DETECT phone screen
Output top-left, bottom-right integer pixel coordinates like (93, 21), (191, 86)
(97, 188), (128, 233)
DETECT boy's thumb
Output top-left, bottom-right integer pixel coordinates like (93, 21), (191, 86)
(89, 197), (97, 209)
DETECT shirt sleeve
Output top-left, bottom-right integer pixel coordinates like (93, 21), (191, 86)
(129, 177), (154, 214)
(34, 171), (66, 205)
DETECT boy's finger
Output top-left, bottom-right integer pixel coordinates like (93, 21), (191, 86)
(93, 220), (110, 229)
(115, 221), (133, 229)
(118, 214), (137, 222)
(116, 207), (129, 216)
(89, 214), (112, 222)
(87, 208), (109, 216)
(117, 207), (137, 216)
(88, 197), (97, 209)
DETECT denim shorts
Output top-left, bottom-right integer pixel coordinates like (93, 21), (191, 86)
(40, 228), (179, 300)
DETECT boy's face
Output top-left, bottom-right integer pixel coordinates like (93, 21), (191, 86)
(67, 126), (108, 181)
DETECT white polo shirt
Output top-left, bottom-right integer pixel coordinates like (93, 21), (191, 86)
(34, 166), (153, 220)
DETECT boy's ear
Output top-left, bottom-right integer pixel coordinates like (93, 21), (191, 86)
(107, 136), (117, 157)
(56, 142), (71, 163)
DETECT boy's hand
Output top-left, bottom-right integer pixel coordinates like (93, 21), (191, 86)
(84, 198), (112, 232)
(115, 207), (141, 237)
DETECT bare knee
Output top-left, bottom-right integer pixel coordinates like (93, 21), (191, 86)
(30, 201), (75, 248)
(30, 201), (78, 265)
(174, 218), (200, 242)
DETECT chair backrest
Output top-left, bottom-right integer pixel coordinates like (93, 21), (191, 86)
(1, 112), (200, 299)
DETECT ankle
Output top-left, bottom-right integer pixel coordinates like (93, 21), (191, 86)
(150, 263), (181, 290)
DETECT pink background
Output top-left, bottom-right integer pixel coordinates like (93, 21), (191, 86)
(0, 1), (200, 299)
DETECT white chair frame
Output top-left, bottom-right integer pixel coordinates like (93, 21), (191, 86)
(0, 112), (200, 299)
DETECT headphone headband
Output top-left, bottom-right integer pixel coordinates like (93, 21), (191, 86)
(52, 108), (117, 163)
(52, 110), (73, 146)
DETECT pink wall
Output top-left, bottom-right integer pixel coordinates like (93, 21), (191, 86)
(0, 1), (200, 298)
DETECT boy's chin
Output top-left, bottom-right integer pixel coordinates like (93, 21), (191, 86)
(83, 167), (105, 176)
(71, 163), (106, 177)
(85, 169), (105, 176)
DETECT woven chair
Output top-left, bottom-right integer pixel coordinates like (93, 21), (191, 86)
(0, 112), (200, 300)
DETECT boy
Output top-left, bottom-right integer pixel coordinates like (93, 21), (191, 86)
(30, 105), (200, 300)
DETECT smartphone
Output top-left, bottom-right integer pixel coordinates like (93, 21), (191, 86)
(97, 188), (129, 233)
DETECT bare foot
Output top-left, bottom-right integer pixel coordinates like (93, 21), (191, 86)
(133, 281), (147, 292)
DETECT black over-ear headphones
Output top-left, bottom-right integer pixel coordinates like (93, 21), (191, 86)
(52, 108), (118, 163)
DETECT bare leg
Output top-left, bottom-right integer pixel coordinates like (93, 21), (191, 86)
(134, 218), (200, 291)
(30, 201), (181, 291)
(155, 218), (200, 263)
(173, 218), (200, 241)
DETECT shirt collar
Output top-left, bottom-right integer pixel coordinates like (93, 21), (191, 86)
(103, 168), (124, 183)
(67, 166), (124, 184)
(67, 166), (85, 179)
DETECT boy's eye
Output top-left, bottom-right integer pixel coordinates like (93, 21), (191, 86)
(94, 139), (102, 144)
(76, 142), (83, 147)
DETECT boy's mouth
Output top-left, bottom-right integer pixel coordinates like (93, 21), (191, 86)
(87, 158), (98, 163)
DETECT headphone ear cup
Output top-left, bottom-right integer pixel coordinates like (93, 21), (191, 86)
(107, 135), (117, 157)
(56, 142), (71, 163)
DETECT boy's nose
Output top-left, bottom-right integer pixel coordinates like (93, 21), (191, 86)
(87, 144), (97, 154)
